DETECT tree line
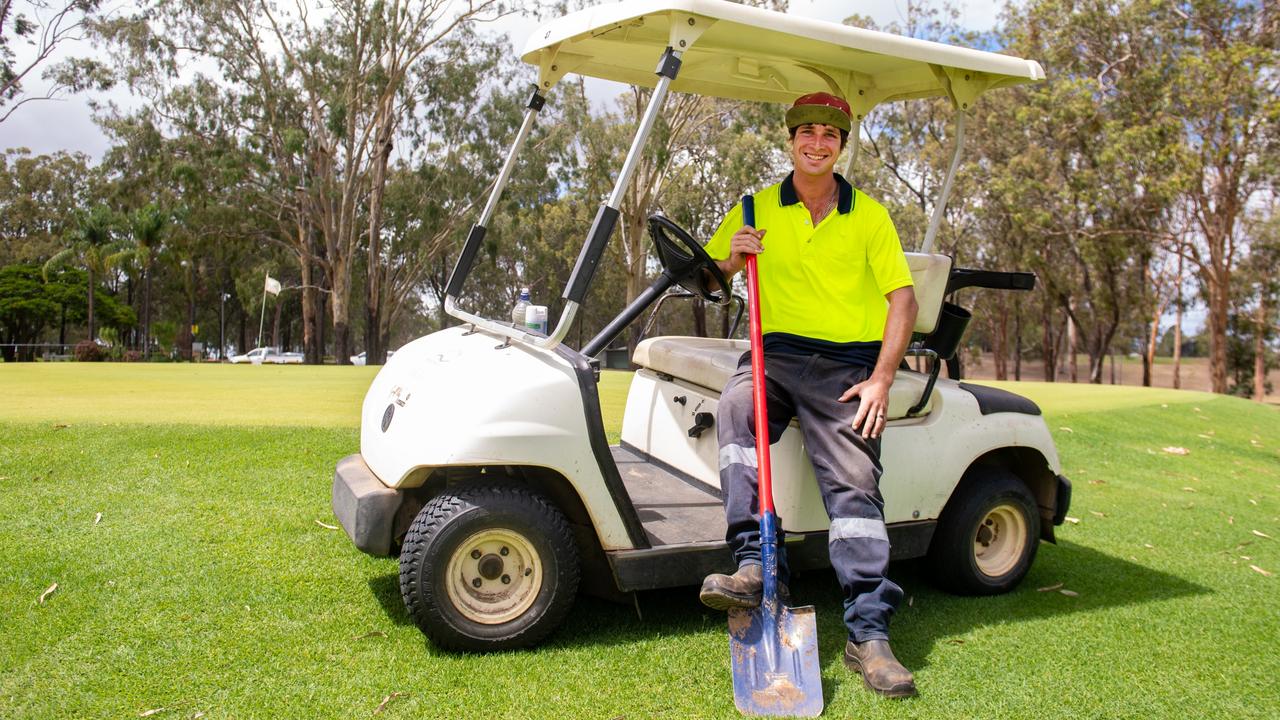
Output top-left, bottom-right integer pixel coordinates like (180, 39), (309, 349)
(0, 0), (1276, 398)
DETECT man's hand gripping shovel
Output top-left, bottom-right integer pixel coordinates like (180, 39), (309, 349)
(728, 195), (824, 717)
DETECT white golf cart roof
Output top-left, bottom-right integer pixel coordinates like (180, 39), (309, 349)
(522, 0), (1044, 115)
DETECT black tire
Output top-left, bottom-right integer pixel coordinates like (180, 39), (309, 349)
(398, 483), (580, 651)
(927, 470), (1040, 595)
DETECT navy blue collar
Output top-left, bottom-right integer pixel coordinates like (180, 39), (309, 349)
(779, 172), (854, 214)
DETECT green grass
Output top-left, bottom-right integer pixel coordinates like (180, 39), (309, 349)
(1, 365), (1278, 719)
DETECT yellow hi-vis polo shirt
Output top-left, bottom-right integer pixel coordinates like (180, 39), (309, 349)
(706, 173), (914, 348)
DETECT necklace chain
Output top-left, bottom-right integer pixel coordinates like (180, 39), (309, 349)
(809, 186), (838, 224)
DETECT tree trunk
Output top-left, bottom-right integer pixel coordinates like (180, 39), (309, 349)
(365, 107), (395, 366)
(1013, 296), (1023, 381)
(1173, 249), (1183, 389)
(1255, 289), (1267, 402)
(143, 268), (153, 360)
(1067, 302), (1078, 383)
(272, 295), (284, 350)
(692, 297), (707, 338)
(87, 266), (96, 341)
(1207, 278), (1230, 394)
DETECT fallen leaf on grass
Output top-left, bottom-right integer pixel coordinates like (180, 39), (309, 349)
(1197, 434), (1213, 440)
(53, 423), (69, 430)
(1143, 543), (1155, 549)
(1088, 479), (1107, 485)
(139, 709), (164, 717)
(38, 582), (57, 604)
(94, 512), (102, 525)
(1059, 427), (1074, 433)
(1253, 530), (1273, 540)
(1065, 516), (1080, 524)
(373, 692), (406, 715)
(1164, 447), (1190, 456)
(945, 639), (965, 645)
(1228, 516), (1235, 525)
(1250, 565), (1273, 577)
(1059, 589), (1079, 597)
(353, 631), (387, 640)
(1037, 582), (1064, 592)
(1249, 498), (1258, 505)
(907, 596), (913, 607)
(314, 520), (339, 530)
(1182, 487), (1197, 492)
(1090, 511), (1107, 518)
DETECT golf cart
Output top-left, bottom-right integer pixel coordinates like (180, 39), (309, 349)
(332, 0), (1071, 652)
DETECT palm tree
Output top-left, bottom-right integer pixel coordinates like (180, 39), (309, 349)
(110, 204), (166, 358)
(43, 205), (117, 342)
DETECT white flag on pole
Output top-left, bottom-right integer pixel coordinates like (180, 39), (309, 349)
(264, 276), (282, 296)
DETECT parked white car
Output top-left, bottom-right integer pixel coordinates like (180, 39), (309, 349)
(350, 350), (395, 366)
(229, 347), (304, 364)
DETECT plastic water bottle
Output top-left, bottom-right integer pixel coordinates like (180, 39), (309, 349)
(511, 287), (531, 327)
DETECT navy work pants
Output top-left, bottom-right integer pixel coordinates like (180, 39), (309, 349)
(718, 352), (903, 642)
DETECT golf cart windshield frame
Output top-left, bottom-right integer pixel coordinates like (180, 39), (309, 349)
(442, 0), (1044, 349)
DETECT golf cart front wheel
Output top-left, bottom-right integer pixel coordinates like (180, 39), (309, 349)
(927, 470), (1040, 595)
(399, 483), (580, 651)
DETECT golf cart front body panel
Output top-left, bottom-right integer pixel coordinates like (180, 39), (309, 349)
(522, 0), (1043, 108)
(357, 326), (638, 550)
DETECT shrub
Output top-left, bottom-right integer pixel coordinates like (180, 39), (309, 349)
(74, 340), (104, 362)
(124, 350), (143, 363)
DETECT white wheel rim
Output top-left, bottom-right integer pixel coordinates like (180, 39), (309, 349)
(445, 528), (543, 625)
(973, 503), (1027, 578)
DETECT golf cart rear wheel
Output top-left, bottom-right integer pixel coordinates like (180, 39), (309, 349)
(927, 470), (1039, 595)
(399, 483), (580, 651)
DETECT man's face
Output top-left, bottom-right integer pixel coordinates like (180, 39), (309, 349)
(789, 123), (842, 178)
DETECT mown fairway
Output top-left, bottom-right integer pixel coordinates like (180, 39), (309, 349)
(1, 365), (1277, 719)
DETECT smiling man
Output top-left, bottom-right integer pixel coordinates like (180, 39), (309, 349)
(698, 92), (920, 699)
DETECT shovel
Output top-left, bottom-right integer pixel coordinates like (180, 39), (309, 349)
(728, 195), (824, 717)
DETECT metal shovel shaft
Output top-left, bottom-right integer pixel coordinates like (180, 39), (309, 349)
(728, 196), (823, 717)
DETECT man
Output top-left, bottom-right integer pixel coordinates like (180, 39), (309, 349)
(698, 92), (920, 699)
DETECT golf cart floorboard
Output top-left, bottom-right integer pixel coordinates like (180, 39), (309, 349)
(611, 445), (726, 547)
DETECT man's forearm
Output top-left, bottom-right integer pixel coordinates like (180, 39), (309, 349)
(871, 287), (919, 385)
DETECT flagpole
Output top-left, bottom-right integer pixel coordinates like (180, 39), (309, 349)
(258, 274), (268, 349)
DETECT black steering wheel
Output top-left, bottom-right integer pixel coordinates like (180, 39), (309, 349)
(647, 214), (730, 305)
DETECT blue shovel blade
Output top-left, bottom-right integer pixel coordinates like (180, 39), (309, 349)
(729, 604), (824, 717)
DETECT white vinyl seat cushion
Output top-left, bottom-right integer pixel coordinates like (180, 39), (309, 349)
(633, 337), (934, 420)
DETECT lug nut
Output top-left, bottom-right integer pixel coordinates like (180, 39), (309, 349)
(524, 568), (533, 576)
(471, 549), (481, 559)
(472, 578), (482, 588)
(500, 546), (509, 556)
(501, 575), (511, 584)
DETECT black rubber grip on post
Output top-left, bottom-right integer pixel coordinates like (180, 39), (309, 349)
(655, 47), (682, 79)
(742, 194), (755, 227)
(526, 85), (546, 111)
(564, 205), (620, 304)
(445, 224), (487, 298)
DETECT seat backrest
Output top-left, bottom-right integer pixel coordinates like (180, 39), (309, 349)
(905, 252), (953, 334)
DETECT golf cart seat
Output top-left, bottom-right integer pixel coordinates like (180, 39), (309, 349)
(632, 252), (953, 420)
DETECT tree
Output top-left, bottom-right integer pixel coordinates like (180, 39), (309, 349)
(0, 262), (57, 360)
(1169, 0), (1279, 394)
(0, 0), (113, 124)
(43, 203), (116, 340)
(110, 202), (165, 357)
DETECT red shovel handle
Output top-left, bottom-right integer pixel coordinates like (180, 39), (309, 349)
(742, 196), (773, 515)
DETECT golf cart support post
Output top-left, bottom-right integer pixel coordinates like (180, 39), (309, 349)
(332, 0), (1067, 654)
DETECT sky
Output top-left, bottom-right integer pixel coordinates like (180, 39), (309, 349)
(1, 0), (1009, 160)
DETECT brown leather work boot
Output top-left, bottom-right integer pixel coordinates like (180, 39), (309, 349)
(699, 564), (764, 610)
(843, 639), (918, 699)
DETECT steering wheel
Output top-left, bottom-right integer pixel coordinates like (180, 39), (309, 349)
(647, 214), (731, 306)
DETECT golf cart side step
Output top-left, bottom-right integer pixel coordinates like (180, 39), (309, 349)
(611, 444), (725, 546)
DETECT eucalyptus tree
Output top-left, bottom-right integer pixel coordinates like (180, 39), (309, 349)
(0, 148), (97, 265)
(1166, 0), (1279, 394)
(0, 0), (112, 124)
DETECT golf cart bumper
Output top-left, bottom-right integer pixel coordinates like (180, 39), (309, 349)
(332, 453), (403, 556)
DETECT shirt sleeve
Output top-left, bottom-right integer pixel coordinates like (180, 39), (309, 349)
(704, 200), (744, 261)
(866, 207), (914, 295)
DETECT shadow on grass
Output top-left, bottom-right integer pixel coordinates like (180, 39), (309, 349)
(361, 539), (1207, 667)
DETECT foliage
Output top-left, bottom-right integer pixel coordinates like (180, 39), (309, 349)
(72, 337), (101, 361)
(0, 0), (113, 124)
